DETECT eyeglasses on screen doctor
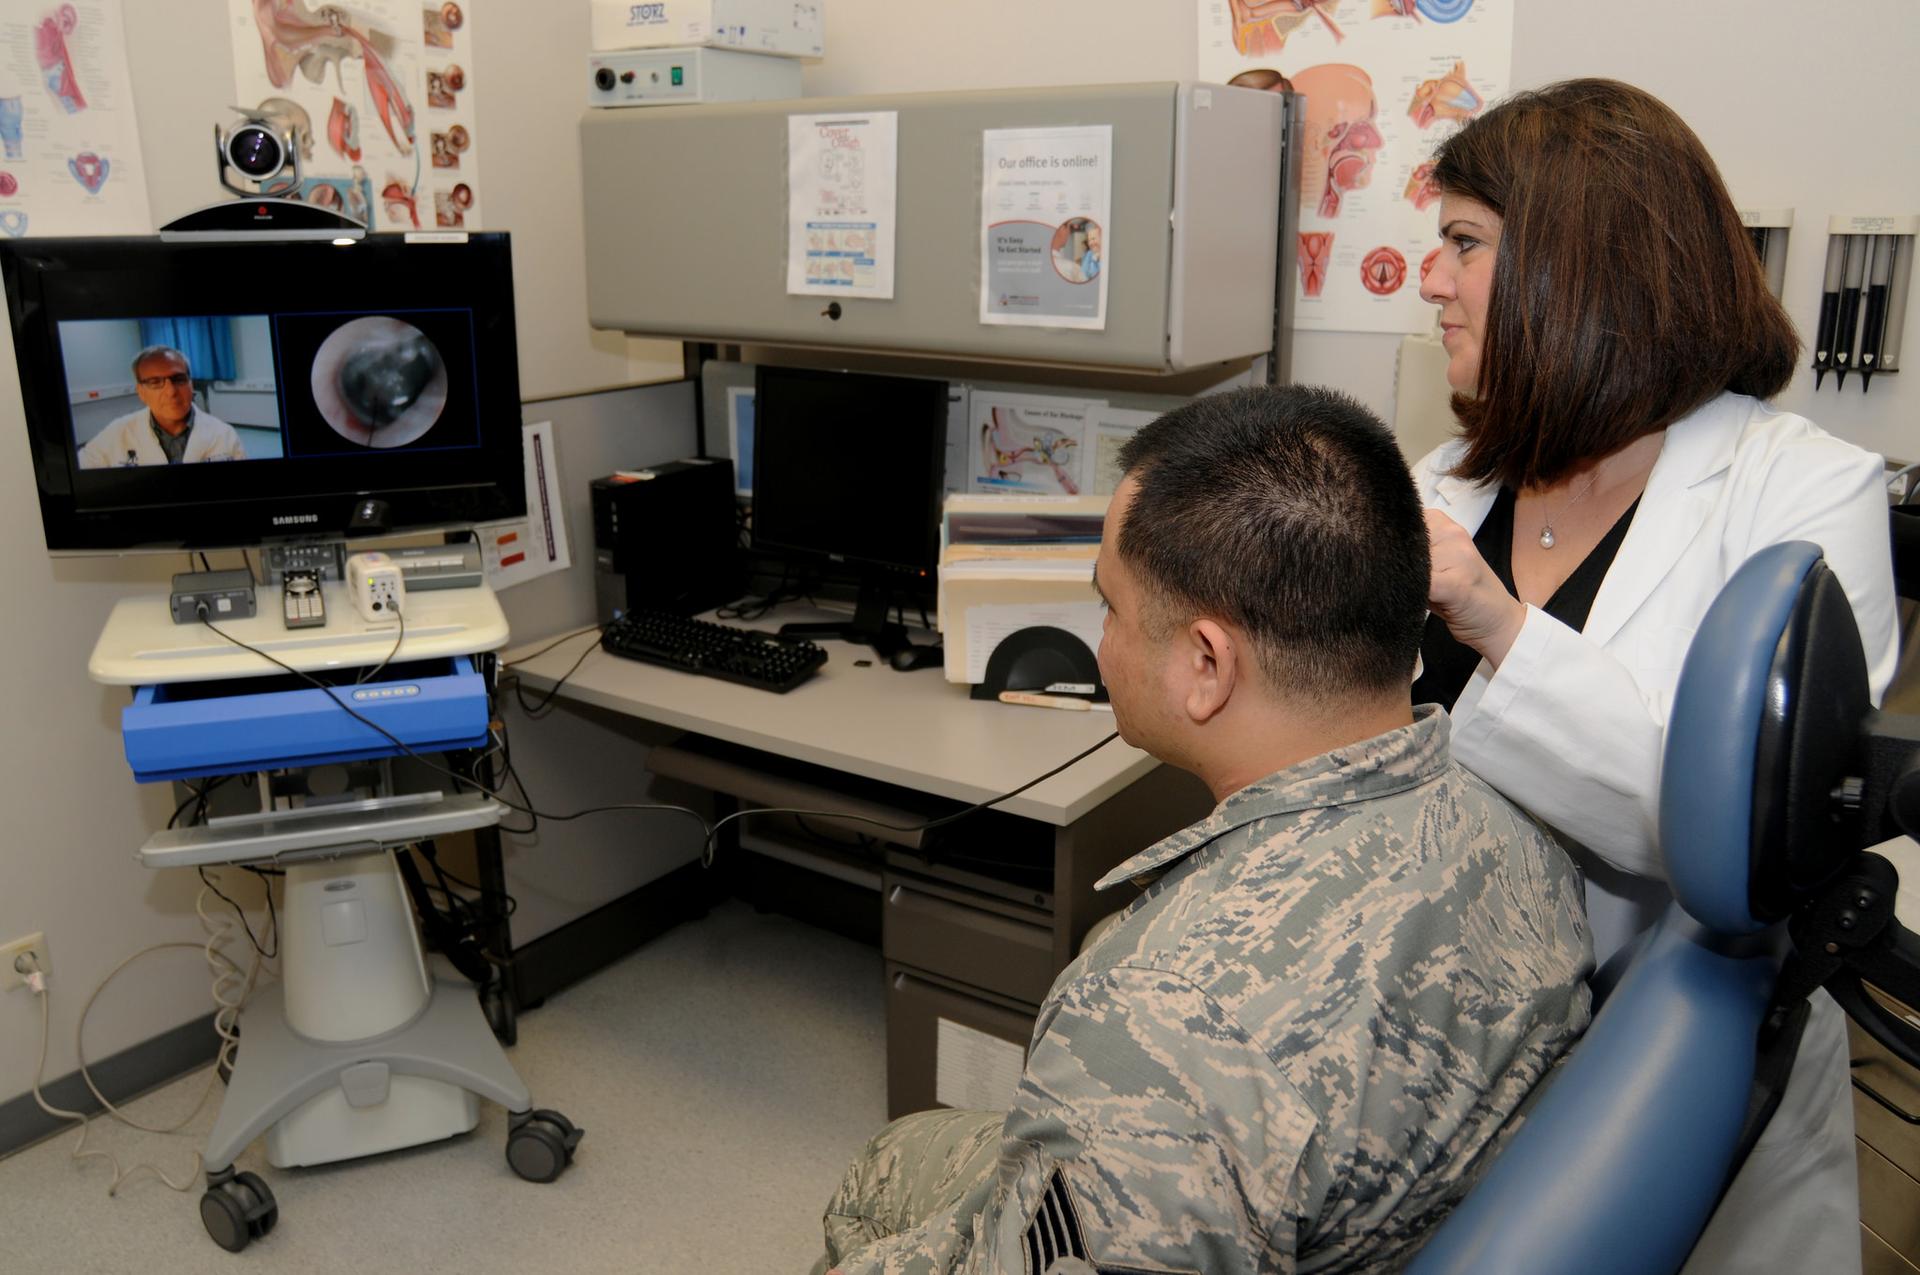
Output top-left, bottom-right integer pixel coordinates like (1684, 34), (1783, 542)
(137, 373), (192, 389)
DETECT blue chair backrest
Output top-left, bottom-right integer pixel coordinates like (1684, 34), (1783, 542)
(1406, 542), (1829, 1275)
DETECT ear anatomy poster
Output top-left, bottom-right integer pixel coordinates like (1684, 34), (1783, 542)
(228, 0), (484, 233)
(1198, 0), (1512, 334)
(0, 1), (153, 236)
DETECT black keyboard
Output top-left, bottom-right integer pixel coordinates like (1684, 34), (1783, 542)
(601, 608), (828, 693)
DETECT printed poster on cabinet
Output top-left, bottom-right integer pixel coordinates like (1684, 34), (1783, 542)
(0, 1), (153, 236)
(1197, 0), (1512, 335)
(228, 0), (484, 233)
(980, 125), (1110, 330)
(786, 111), (898, 299)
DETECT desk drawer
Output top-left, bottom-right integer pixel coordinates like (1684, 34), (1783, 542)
(1861, 1140), (1920, 1261)
(884, 870), (1056, 1005)
(1852, 1019), (1920, 1183)
(886, 962), (1037, 1120)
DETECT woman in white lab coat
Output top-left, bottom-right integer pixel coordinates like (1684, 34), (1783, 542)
(1412, 79), (1897, 1274)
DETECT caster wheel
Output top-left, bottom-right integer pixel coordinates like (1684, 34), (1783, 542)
(507, 1109), (583, 1184)
(200, 1172), (277, 1252)
(234, 1172), (279, 1237)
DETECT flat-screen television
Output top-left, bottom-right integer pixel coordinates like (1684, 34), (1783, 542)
(0, 232), (525, 553)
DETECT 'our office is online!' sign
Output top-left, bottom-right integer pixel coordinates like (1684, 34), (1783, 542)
(980, 125), (1111, 331)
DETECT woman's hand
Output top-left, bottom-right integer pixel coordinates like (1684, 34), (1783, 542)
(1425, 508), (1528, 668)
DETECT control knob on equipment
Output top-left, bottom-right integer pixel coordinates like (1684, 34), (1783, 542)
(593, 66), (616, 92)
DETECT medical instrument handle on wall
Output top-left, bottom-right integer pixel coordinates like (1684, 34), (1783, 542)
(1881, 235), (1912, 375)
(1834, 234), (1866, 387)
(1860, 236), (1891, 392)
(1812, 232), (1845, 388)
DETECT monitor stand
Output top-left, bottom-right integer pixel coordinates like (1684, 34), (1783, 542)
(777, 579), (912, 660)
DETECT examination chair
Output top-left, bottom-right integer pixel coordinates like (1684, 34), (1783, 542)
(1407, 539), (1920, 1275)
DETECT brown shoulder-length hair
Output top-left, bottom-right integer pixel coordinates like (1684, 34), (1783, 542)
(1432, 79), (1798, 490)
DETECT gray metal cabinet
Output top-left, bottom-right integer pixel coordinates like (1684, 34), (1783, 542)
(580, 82), (1291, 373)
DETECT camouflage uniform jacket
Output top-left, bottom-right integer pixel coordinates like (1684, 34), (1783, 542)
(840, 707), (1593, 1275)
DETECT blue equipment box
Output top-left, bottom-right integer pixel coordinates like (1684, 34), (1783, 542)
(122, 656), (492, 783)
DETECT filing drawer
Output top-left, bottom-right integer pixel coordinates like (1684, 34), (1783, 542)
(885, 962), (1038, 1120)
(883, 869), (1056, 1006)
(1851, 1016), (1920, 1271)
(1861, 1141), (1920, 1259)
(1851, 1019), (1920, 1183)
(1865, 1222), (1920, 1275)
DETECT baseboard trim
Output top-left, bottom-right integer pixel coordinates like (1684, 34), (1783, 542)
(4, 860), (723, 1161)
(508, 858), (722, 1008)
(0, 1009), (221, 1162)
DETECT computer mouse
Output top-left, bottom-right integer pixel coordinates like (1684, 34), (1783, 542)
(890, 644), (942, 671)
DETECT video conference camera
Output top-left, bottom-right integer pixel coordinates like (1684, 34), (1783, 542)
(216, 109), (300, 198)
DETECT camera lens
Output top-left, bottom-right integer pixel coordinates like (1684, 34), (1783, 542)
(226, 124), (286, 180)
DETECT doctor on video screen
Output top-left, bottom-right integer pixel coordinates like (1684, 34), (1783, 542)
(77, 345), (249, 468)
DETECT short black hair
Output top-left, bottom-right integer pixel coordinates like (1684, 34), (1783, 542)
(1114, 385), (1429, 698)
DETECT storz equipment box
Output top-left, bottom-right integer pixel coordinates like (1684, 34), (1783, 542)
(590, 0), (823, 58)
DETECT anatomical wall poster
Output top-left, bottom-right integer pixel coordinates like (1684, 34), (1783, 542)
(1198, 0), (1512, 335)
(970, 390), (1096, 495)
(980, 125), (1110, 330)
(229, 0), (485, 233)
(787, 110), (898, 300)
(0, 1), (153, 236)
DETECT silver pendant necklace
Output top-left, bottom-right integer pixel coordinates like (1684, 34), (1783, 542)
(1537, 471), (1601, 550)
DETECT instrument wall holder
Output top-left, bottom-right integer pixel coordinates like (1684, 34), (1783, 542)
(1739, 207), (1792, 301)
(1813, 213), (1917, 394)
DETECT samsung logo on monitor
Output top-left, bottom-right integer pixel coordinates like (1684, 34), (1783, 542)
(627, 3), (667, 25)
(272, 513), (320, 526)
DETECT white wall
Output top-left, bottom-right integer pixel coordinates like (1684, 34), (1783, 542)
(56, 319), (143, 393)
(225, 316), (276, 389)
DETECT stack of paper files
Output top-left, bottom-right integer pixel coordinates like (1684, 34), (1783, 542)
(938, 494), (1108, 684)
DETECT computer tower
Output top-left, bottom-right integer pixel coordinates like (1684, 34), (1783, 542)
(590, 458), (741, 621)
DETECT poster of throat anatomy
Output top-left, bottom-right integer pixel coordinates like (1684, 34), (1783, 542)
(1198, 0), (1511, 335)
(0, 1), (153, 237)
(980, 125), (1110, 330)
(228, 0), (483, 233)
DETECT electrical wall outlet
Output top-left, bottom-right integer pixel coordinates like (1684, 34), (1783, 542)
(1, 932), (48, 991)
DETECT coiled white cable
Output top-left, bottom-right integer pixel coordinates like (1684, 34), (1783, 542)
(24, 870), (276, 1197)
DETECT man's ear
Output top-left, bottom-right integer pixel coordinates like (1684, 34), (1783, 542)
(1182, 619), (1237, 724)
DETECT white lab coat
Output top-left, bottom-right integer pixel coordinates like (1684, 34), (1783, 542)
(1415, 391), (1896, 1275)
(76, 407), (249, 468)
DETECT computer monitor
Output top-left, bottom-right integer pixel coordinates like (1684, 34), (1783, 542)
(750, 365), (947, 657)
(0, 233), (525, 553)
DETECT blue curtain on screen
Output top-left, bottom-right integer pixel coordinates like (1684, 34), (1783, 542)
(136, 317), (236, 382)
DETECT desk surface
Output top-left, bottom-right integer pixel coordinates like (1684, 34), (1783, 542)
(90, 581), (509, 685)
(502, 608), (1166, 828)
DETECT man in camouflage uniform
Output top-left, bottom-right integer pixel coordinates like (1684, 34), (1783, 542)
(817, 386), (1593, 1274)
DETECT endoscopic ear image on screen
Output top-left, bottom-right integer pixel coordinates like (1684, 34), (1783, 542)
(308, 315), (449, 449)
